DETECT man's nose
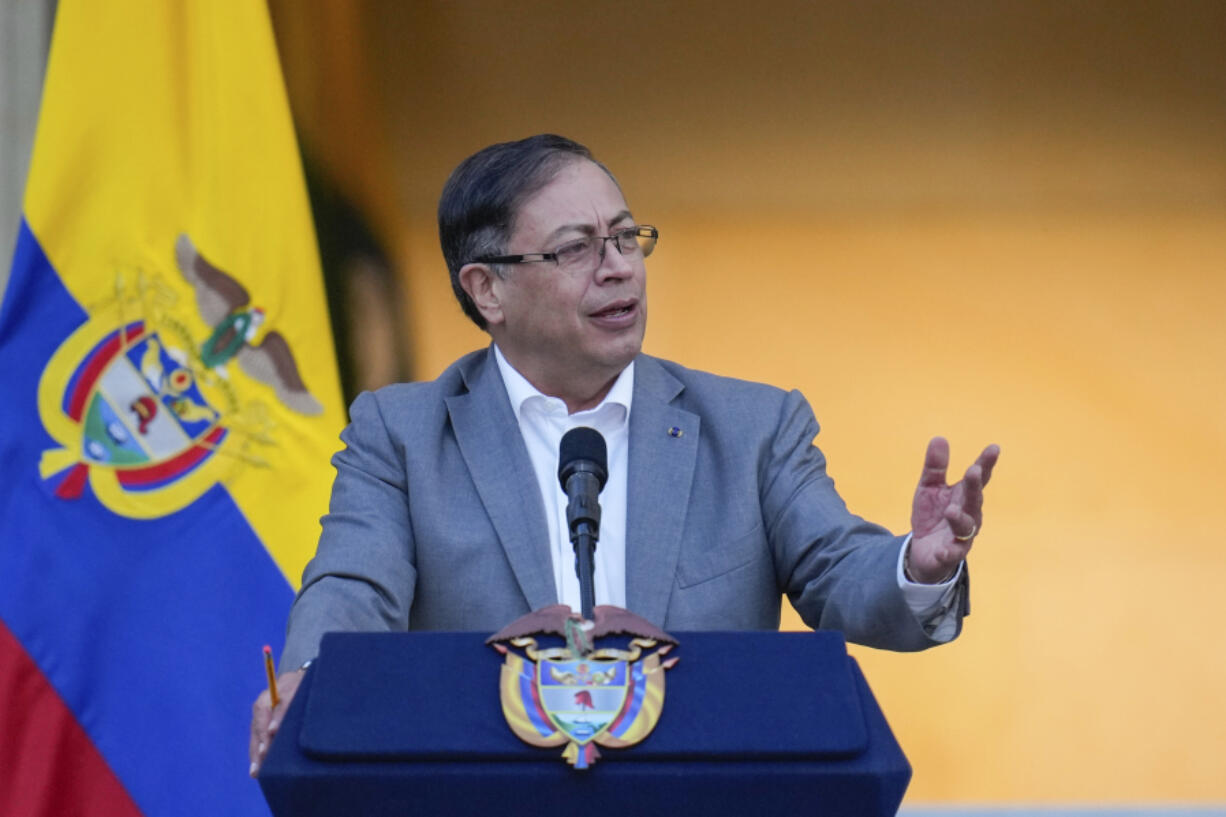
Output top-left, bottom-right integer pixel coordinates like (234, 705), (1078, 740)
(594, 237), (635, 281)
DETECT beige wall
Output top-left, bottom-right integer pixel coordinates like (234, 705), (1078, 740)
(273, 0), (1226, 802)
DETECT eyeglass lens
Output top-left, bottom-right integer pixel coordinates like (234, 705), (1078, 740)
(555, 228), (654, 270)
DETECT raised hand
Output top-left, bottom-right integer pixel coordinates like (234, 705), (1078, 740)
(907, 437), (1000, 584)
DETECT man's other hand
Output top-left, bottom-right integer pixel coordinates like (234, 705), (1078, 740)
(907, 437), (1000, 584)
(249, 668), (307, 777)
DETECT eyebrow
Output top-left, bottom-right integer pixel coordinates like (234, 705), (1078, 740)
(544, 210), (634, 244)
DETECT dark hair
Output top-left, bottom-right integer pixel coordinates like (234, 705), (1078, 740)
(437, 134), (614, 329)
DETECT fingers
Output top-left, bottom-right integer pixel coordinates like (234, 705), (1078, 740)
(943, 504), (978, 543)
(958, 445), (999, 529)
(249, 690), (272, 777)
(250, 699), (286, 778)
(917, 436), (950, 487)
(944, 461), (983, 543)
(920, 437), (999, 508)
(961, 463), (984, 519)
(975, 444), (1001, 488)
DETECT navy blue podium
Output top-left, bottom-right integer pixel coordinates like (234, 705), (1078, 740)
(259, 630), (910, 816)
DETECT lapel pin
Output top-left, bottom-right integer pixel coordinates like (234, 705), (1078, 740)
(667, 426), (683, 438)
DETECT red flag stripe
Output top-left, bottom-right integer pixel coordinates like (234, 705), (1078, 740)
(0, 620), (145, 817)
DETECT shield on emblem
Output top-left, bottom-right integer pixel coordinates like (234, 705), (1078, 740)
(71, 323), (224, 489)
(536, 658), (629, 744)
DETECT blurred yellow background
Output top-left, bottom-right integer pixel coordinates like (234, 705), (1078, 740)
(270, 0), (1226, 803)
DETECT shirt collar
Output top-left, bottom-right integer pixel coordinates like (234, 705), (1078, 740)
(493, 344), (634, 425)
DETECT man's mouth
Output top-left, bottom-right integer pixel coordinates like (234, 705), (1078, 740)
(590, 300), (636, 319)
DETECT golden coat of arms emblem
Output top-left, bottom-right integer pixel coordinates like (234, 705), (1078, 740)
(488, 605), (679, 769)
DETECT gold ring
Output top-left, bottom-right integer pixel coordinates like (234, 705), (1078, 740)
(954, 523), (978, 543)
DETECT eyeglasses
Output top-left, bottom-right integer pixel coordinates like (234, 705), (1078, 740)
(473, 225), (658, 273)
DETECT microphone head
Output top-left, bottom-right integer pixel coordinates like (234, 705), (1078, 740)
(558, 426), (608, 491)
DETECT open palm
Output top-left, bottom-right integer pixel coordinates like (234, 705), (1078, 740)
(907, 437), (1000, 584)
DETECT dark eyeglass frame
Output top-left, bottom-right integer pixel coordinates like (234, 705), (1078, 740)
(472, 225), (659, 267)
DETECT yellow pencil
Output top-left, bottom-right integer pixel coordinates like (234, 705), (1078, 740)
(263, 645), (279, 708)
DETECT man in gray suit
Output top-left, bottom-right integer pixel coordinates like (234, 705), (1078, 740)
(249, 134), (998, 775)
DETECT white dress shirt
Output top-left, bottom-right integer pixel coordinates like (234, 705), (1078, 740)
(495, 346), (631, 609)
(494, 346), (962, 640)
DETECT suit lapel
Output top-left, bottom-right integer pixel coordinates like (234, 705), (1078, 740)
(625, 356), (699, 626)
(446, 348), (556, 612)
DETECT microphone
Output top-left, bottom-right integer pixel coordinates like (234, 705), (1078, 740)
(558, 427), (608, 621)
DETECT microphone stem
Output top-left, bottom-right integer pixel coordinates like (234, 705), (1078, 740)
(573, 522), (597, 621)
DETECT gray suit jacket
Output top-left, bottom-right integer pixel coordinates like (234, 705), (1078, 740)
(281, 348), (963, 669)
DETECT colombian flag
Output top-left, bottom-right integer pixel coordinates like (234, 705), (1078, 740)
(0, 2), (343, 815)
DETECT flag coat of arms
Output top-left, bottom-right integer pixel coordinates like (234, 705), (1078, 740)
(0, 2), (344, 815)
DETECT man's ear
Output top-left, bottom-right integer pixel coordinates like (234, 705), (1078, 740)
(458, 263), (504, 327)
